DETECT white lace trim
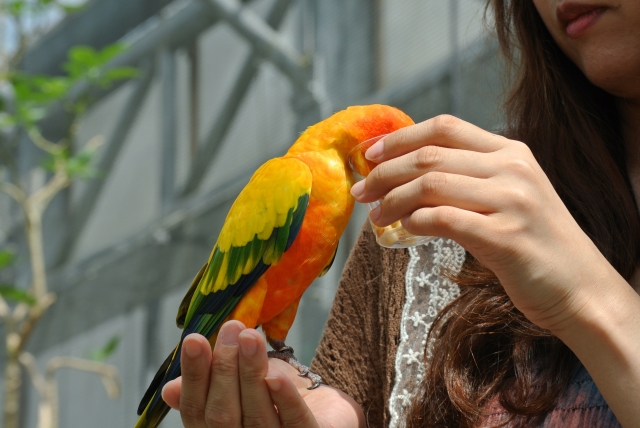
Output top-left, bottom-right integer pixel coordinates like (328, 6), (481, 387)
(388, 239), (465, 428)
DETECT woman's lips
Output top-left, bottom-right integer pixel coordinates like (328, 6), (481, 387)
(565, 7), (606, 38)
(558, 5), (607, 39)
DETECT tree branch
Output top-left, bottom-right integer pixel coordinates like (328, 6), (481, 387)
(0, 296), (11, 320)
(0, 181), (27, 208)
(27, 129), (61, 156)
(28, 170), (70, 217)
(18, 352), (47, 397)
(16, 293), (56, 350)
(46, 357), (121, 399)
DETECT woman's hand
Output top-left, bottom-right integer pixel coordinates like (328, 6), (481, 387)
(350, 114), (640, 427)
(350, 114), (626, 333)
(162, 321), (364, 428)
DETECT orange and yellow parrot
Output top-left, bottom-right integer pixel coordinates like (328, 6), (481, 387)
(135, 104), (414, 427)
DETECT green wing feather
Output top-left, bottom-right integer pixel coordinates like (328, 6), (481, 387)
(180, 157), (312, 332)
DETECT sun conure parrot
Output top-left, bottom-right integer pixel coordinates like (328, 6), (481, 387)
(134, 104), (414, 427)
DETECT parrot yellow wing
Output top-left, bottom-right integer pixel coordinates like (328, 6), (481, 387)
(136, 157), (312, 424)
(181, 156), (312, 334)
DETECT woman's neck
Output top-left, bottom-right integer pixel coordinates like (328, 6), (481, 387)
(621, 97), (640, 293)
(621, 98), (640, 172)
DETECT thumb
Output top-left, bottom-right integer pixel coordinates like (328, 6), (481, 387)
(161, 377), (182, 409)
(265, 368), (320, 428)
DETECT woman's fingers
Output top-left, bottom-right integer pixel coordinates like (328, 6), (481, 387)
(204, 321), (245, 428)
(365, 115), (506, 163)
(356, 146), (495, 202)
(369, 172), (494, 228)
(162, 377), (182, 410)
(237, 330), (281, 428)
(178, 334), (214, 428)
(265, 368), (320, 428)
(402, 206), (488, 250)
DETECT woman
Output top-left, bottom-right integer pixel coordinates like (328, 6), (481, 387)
(162, 0), (640, 426)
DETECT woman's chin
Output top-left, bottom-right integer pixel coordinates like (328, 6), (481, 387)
(578, 53), (640, 99)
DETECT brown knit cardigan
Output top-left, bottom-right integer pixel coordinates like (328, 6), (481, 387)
(311, 224), (406, 427)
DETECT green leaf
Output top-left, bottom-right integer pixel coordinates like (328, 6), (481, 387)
(63, 44), (133, 86)
(0, 250), (15, 270)
(0, 113), (17, 128)
(61, 4), (85, 12)
(0, 286), (36, 306)
(89, 336), (120, 361)
(96, 43), (128, 64)
(63, 144), (103, 178)
(6, 1), (25, 16)
(10, 73), (72, 119)
(102, 67), (138, 83)
(39, 153), (57, 172)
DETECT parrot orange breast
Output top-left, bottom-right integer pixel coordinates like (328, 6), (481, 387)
(257, 151), (354, 324)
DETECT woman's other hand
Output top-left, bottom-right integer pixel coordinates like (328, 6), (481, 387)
(350, 114), (633, 334)
(161, 321), (364, 428)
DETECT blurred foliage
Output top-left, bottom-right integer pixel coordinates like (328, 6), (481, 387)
(40, 141), (104, 178)
(63, 44), (138, 86)
(1, 0), (86, 17)
(0, 4), (133, 427)
(0, 250), (35, 306)
(88, 336), (120, 362)
(1, 44), (137, 178)
(0, 249), (15, 270)
(4, 44), (137, 128)
(0, 286), (35, 306)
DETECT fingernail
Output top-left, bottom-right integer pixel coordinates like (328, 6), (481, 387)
(350, 180), (365, 198)
(184, 338), (202, 358)
(401, 215), (411, 228)
(219, 322), (242, 346)
(365, 139), (384, 161)
(370, 205), (381, 222)
(265, 370), (282, 392)
(239, 334), (257, 357)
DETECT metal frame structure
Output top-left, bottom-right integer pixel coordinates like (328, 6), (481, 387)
(12, 0), (499, 360)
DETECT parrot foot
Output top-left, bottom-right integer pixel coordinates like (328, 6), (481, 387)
(267, 340), (322, 390)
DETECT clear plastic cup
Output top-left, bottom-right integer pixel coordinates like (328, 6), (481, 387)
(348, 135), (436, 249)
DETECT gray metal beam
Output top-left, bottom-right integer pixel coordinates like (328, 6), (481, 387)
(187, 42), (200, 157)
(160, 48), (177, 214)
(200, 0), (313, 94)
(38, 0), (223, 145)
(38, 0), (226, 266)
(53, 59), (156, 266)
(357, 37), (497, 113)
(181, 0), (295, 196)
(25, 148), (284, 355)
(21, 32), (501, 357)
(20, 0), (173, 75)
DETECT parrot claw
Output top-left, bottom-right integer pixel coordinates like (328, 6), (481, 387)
(267, 348), (323, 390)
(307, 375), (322, 390)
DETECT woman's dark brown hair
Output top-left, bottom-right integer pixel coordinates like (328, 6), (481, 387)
(406, 1), (640, 427)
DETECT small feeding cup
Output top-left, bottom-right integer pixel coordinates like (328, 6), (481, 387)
(347, 135), (436, 249)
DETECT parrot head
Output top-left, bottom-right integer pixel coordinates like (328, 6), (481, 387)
(285, 104), (415, 171)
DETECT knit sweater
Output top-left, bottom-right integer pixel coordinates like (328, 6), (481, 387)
(310, 224), (621, 428)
